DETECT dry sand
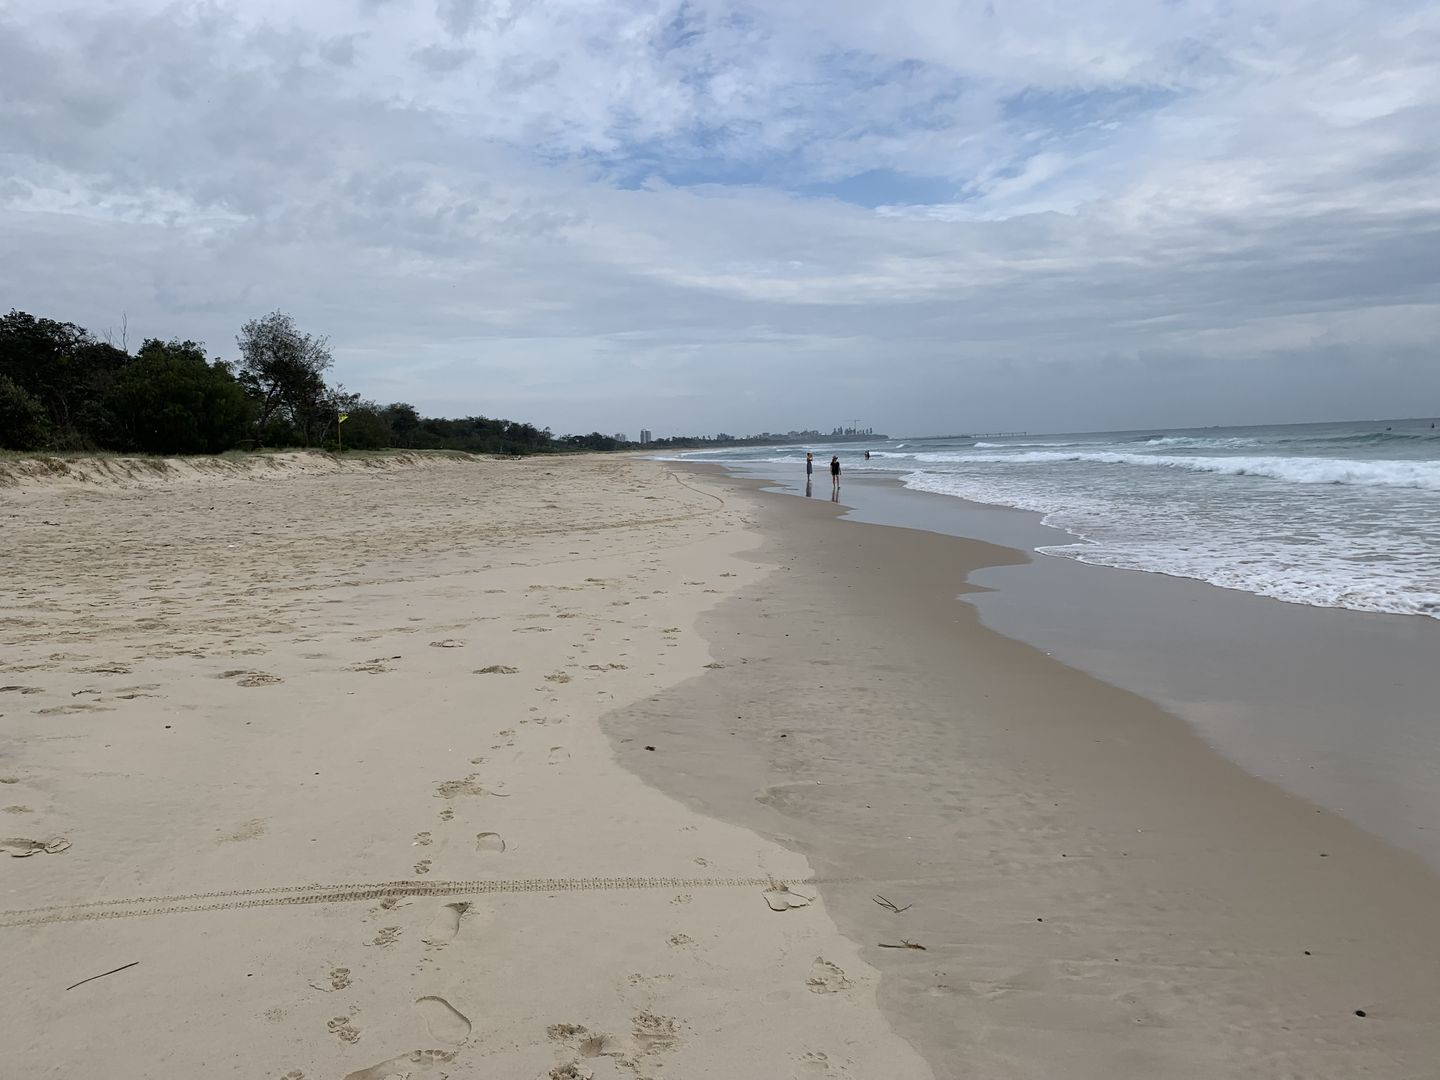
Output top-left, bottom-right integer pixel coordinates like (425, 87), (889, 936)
(609, 466), (1440, 1080)
(1, 453), (930, 1080)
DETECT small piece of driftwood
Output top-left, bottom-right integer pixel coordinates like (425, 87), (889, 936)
(877, 940), (927, 950)
(872, 894), (912, 914)
(66, 961), (139, 991)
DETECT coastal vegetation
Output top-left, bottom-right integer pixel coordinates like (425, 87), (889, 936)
(1, 308), (625, 457)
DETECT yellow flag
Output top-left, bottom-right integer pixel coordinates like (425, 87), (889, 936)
(338, 413), (349, 423)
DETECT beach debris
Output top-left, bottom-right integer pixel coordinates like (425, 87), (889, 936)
(872, 894), (912, 914)
(429, 639), (465, 648)
(2, 836), (71, 857)
(878, 939), (927, 951)
(474, 665), (519, 674)
(1355, 1009), (1367, 1017)
(65, 961), (139, 991)
(644, 745), (656, 751)
(763, 885), (813, 912)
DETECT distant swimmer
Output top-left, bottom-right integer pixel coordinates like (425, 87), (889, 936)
(830, 454), (841, 494)
(864, 450), (871, 460)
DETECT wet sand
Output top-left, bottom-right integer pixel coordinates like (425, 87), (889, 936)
(608, 465), (1440, 1079)
(718, 460), (1440, 874)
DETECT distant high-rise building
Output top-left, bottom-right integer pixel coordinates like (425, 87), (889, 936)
(640, 429), (652, 445)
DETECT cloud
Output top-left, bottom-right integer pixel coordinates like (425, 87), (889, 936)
(413, 42), (473, 73)
(2, 0), (1438, 436)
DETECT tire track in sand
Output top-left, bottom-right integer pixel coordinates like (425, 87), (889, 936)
(0, 874), (822, 928)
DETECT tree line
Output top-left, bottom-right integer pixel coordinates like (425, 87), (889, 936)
(0, 308), (628, 457)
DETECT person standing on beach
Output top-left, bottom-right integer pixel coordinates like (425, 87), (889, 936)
(830, 454), (841, 494)
(806, 452), (814, 478)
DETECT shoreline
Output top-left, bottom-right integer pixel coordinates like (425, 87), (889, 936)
(607, 463), (1440, 1078)
(696, 459), (1440, 874)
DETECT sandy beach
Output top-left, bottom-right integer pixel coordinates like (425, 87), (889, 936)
(5, 452), (1440, 1079)
(1, 453), (929, 1080)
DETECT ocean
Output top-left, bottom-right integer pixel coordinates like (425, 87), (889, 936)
(671, 417), (1440, 619)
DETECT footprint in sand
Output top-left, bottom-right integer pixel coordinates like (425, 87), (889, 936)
(435, 776), (488, 798)
(2, 837), (71, 856)
(631, 1012), (681, 1053)
(112, 686), (161, 700)
(217, 818), (266, 844)
(474, 665), (519, 675)
(429, 639), (465, 649)
(414, 859), (432, 875)
(806, 958), (853, 994)
(327, 1015), (361, 1043)
(422, 901), (470, 946)
(548, 1065), (591, 1079)
(475, 831), (506, 853)
(796, 1051), (848, 1076)
(547, 746), (569, 765)
(414, 831), (433, 847)
(548, 1024), (613, 1059)
(83, 661), (132, 675)
(764, 887), (813, 912)
(235, 672), (283, 687)
(343, 1050), (455, 1080)
(34, 702), (112, 715)
(349, 656), (401, 674)
(414, 995), (471, 1043)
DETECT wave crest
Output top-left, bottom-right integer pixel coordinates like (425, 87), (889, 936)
(912, 451), (1440, 491)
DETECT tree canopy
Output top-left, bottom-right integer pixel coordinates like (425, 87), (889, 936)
(236, 311), (334, 447)
(0, 307), (623, 458)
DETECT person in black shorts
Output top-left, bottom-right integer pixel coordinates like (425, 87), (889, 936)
(829, 454), (841, 494)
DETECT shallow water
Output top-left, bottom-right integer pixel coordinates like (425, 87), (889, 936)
(670, 417), (1440, 618)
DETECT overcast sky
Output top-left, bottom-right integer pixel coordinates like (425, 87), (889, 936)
(3, 1), (1438, 437)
